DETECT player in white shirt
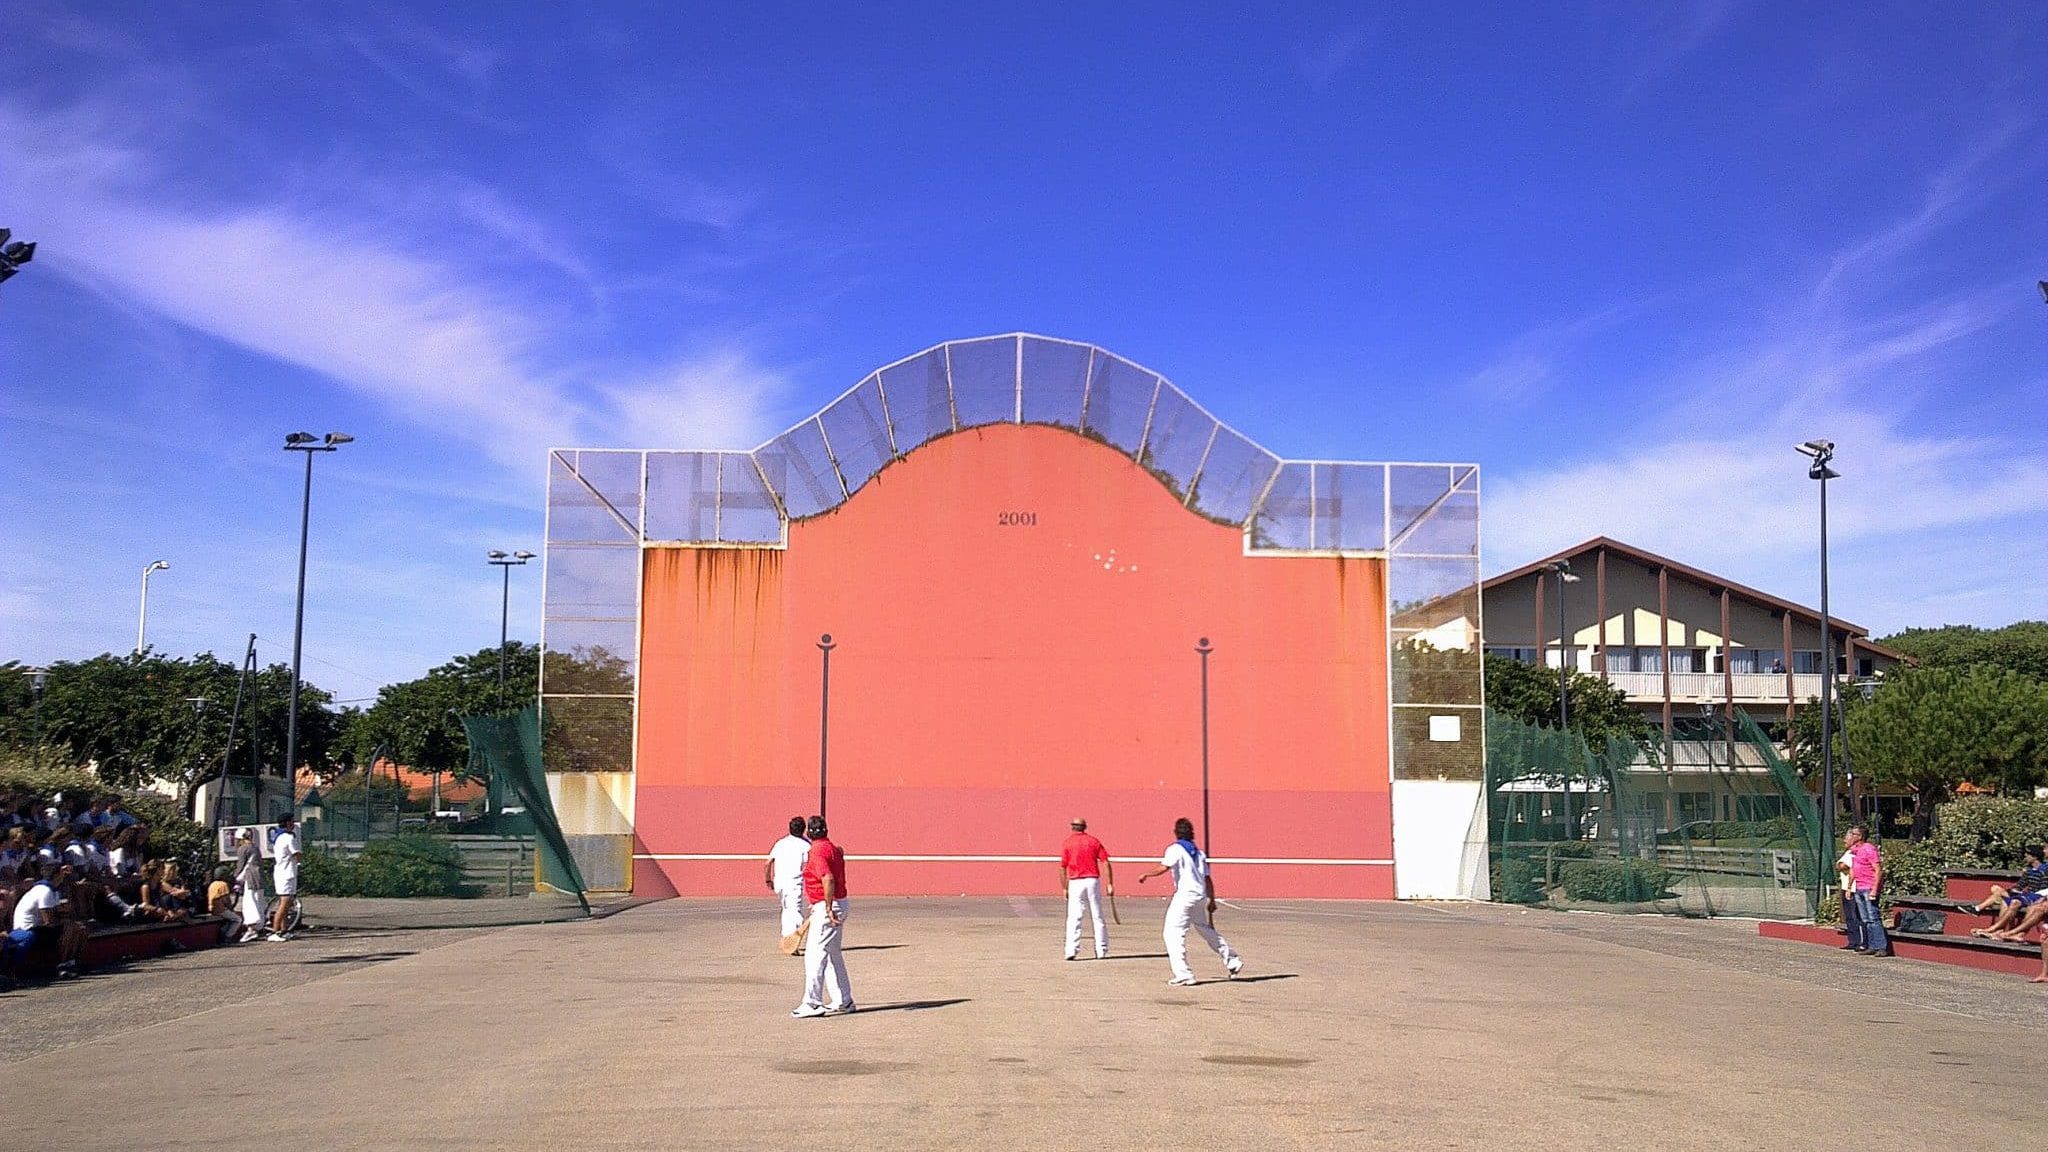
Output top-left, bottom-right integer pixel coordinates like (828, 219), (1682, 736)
(764, 816), (811, 949)
(267, 815), (301, 942)
(1137, 817), (1242, 986)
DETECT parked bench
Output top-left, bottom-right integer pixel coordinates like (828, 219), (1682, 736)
(80, 915), (233, 970)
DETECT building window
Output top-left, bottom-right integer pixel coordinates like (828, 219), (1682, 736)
(1634, 646), (1662, 673)
(1605, 648), (1636, 672)
(1792, 650), (1825, 675)
(1736, 795), (1786, 822)
(1668, 648), (1705, 674)
(1730, 648), (1785, 674)
(1485, 646), (1540, 665)
(1676, 792), (1712, 825)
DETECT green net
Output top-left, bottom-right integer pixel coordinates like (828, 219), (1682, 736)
(463, 704), (589, 909)
(1487, 706), (1820, 919)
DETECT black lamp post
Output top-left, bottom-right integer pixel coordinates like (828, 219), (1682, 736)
(1795, 439), (1840, 856)
(282, 432), (351, 785)
(27, 666), (48, 751)
(486, 549), (535, 707)
(1196, 637), (1213, 858)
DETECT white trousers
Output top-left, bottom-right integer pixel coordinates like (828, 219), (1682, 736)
(238, 886), (264, 928)
(1065, 878), (1107, 958)
(798, 899), (852, 1010)
(1165, 892), (1239, 981)
(778, 886), (809, 939)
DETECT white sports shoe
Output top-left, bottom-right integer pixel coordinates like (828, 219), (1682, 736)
(1226, 958), (1243, 979)
(1167, 976), (1197, 986)
(790, 1004), (830, 1018)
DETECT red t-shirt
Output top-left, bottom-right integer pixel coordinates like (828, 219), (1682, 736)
(802, 837), (848, 903)
(1060, 832), (1108, 880)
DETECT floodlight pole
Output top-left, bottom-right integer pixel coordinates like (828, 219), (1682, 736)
(487, 550), (534, 709)
(1545, 559), (1580, 838)
(283, 432), (350, 786)
(1197, 637), (1213, 858)
(817, 634), (835, 819)
(1797, 441), (1841, 858)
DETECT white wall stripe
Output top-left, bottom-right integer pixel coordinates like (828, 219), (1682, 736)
(634, 853), (1393, 866)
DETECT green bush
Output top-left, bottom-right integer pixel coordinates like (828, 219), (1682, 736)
(1557, 858), (1675, 902)
(1490, 858), (1545, 904)
(302, 834), (471, 898)
(1876, 796), (2048, 905)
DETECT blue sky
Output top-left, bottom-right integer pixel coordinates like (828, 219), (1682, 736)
(3, 2), (2044, 704)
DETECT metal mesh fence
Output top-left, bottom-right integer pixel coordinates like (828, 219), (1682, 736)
(1485, 707), (1820, 919)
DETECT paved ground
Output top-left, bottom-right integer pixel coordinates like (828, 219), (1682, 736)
(5, 898), (2039, 1150)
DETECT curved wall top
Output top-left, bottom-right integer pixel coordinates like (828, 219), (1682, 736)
(546, 333), (1478, 557)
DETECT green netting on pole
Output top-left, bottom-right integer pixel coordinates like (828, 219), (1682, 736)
(463, 704), (589, 910)
(1486, 707), (1819, 920)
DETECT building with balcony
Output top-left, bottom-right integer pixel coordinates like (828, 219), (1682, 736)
(1476, 537), (1905, 833)
(1482, 537), (1902, 739)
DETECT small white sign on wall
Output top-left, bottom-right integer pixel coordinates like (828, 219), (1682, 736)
(1428, 714), (1461, 742)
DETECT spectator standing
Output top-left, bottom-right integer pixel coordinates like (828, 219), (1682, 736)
(1841, 824), (1889, 956)
(764, 816), (811, 951)
(267, 815), (301, 941)
(234, 829), (266, 943)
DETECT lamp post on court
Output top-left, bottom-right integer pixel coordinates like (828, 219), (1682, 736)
(282, 431), (351, 784)
(1196, 637), (1213, 858)
(1795, 439), (1840, 857)
(817, 634), (835, 819)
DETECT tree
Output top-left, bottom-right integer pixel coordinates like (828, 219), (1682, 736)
(1845, 666), (2048, 838)
(1879, 621), (2048, 684)
(345, 643), (539, 780)
(0, 652), (339, 804)
(1483, 654), (1655, 749)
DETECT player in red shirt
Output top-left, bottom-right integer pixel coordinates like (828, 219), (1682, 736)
(792, 815), (855, 1017)
(1059, 817), (1114, 960)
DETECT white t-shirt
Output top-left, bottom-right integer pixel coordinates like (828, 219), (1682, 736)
(1161, 841), (1209, 899)
(12, 881), (58, 931)
(272, 830), (300, 894)
(768, 835), (810, 892)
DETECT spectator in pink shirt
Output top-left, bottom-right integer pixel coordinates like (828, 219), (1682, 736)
(1837, 824), (1889, 956)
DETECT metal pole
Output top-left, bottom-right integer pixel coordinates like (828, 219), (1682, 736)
(498, 561), (512, 706)
(285, 449), (314, 786)
(817, 634), (835, 818)
(1197, 637), (1212, 857)
(1557, 572), (1571, 838)
(207, 635), (255, 831)
(1818, 468), (1835, 857)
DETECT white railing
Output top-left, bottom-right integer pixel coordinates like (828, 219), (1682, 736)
(1604, 671), (1824, 703)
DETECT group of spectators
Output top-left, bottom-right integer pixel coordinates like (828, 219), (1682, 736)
(1, 789), (287, 988)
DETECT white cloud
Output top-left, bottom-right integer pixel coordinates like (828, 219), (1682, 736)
(0, 96), (787, 467)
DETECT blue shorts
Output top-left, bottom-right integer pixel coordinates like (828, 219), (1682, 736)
(2014, 890), (2045, 907)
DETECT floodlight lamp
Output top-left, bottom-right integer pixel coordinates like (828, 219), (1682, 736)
(323, 432), (353, 446)
(285, 432), (318, 447)
(514, 550), (535, 561)
(0, 229), (10, 246)
(1560, 571), (1582, 583)
(1793, 440), (1833, 460)
(1, 240), (32, 264)
(147, 559), (170, 573)
(488, 549), (508, 560)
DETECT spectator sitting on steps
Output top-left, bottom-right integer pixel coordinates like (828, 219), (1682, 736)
(1967, 845), (2048, 939)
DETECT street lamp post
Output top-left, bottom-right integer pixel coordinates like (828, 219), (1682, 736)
(1196, 637), (1213, 860)
(486, 550), (535, 708)
(1795, 439), (1840, 857)
(136, 560), (170, 655)
(1544, 559), (1582, 837)
(282, 432), (352, 785)
(27, 667), (48, 752)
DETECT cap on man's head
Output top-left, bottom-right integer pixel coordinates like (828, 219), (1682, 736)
(1070, 817), (1087, 830)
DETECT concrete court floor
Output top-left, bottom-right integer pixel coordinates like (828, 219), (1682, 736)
(4, 897), (2038, 1151)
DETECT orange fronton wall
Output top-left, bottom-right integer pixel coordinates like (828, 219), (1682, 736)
(634, 423), (1391, 897)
